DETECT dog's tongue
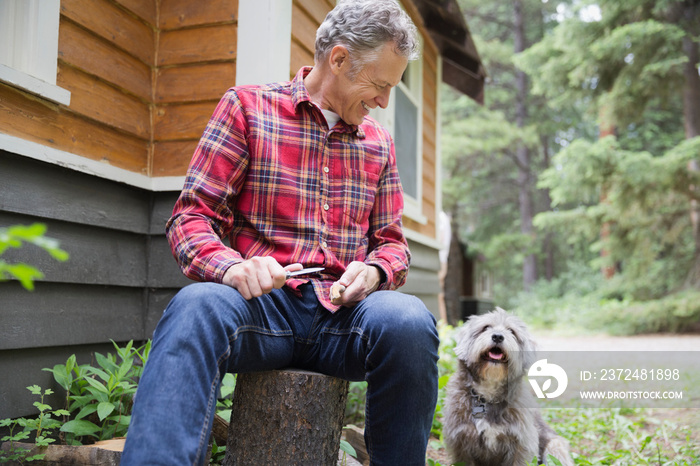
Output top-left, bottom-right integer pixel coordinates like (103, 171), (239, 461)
(489, 350), (504, 360)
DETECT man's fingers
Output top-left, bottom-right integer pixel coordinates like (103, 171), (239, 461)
(223, 257), (289, 299)
(284, 263), (304, 274)
(254, 265), (275, 294)
(331, 262), (380, 306)
(235, 279), (252, 300)
(338, 261), (362, 286)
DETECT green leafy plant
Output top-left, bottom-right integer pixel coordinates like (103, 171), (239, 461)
(215, 373), (237, 423)
(426, 460), (465, 466)
(209, 439), (227, 465)
(339, 430), (357, 460)
(0, 386), (69, 463)
(344, 381), (367, 426)
(209, 373), (237, 464)
(432, 322), (460, 439)
(43, 340), (150, 445)
(0, 223), (69, 290)
(544, 406), (700, 465)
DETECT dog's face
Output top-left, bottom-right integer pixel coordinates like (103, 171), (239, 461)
(454, 308), (537, 387)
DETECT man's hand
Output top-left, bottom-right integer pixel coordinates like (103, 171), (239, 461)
(222, 257), (303, 300)
(330, 261), (381, 306)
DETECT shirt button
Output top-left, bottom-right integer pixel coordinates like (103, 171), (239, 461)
(322, 241), (328, 249)
(323, 166), (329, 173)
(323, 203), (330, 211)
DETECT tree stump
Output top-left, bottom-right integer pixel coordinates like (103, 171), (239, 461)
(223, 369), (349, 466)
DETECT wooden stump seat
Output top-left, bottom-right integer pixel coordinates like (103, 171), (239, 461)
(223, 369), (349, 466)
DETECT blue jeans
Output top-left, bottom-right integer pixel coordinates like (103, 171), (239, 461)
(121, 283), (439, 465)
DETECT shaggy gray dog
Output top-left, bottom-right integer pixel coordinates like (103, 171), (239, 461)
(443, 308), (574, 466)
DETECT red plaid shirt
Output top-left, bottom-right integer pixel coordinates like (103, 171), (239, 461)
(166, 67), (410, 312)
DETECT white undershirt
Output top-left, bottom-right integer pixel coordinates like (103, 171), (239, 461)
(321, 109), (341, 129)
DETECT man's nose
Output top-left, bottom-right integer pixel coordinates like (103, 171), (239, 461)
(375, 88), (391, 109)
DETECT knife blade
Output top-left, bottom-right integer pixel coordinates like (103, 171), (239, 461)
(285, 267), (325, 279)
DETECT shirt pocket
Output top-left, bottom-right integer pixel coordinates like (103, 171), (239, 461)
(342, 168), (380, 226)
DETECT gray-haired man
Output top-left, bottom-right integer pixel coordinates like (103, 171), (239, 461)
(121, 1), (438, 464)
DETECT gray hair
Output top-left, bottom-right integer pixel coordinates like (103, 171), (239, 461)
(315, 0), (419, 77)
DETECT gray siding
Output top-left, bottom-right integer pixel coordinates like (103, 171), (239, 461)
(403, 239), (441, 317)
(0, 151), (443, 419)
(0, 151), (190, 419)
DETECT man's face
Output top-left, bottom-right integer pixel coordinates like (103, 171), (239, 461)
(331, 43), (408, 126)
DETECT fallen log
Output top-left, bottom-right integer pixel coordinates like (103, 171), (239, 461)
(0, 439), (123, 466)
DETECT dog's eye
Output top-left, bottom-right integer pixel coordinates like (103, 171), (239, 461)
(508, 328), (520, 341)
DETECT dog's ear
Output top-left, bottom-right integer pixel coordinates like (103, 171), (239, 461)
(516, 322), (538, 370)
(521, 342), (538, 371)
(453, 324), (471, 362)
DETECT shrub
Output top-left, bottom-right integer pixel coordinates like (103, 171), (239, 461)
(0, 386), (68, 463)
(43, 340), (151, 444)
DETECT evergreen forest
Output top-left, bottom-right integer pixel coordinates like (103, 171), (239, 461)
(442, 0), (700, 334)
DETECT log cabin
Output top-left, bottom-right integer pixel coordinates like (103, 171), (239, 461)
(0, 0), (485, 419)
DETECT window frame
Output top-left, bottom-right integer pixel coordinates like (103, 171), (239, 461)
(0, 0), (71, 105)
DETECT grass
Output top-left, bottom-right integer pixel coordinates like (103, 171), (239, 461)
(426, 397), (699, 466)
(546, 406), (699, 465)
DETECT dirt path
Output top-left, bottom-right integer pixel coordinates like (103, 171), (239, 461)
(532, 331), (700, 352)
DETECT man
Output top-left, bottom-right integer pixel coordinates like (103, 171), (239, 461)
(121, 1), (438, 464)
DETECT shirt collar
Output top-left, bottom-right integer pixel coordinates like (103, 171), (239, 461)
(292, 67), (366, 139)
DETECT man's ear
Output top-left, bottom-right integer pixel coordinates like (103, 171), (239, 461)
(328, 45), (349, 76)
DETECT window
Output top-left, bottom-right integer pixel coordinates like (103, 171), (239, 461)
(370, 54), (424, 222)
(479, 269), (492, 298)
(394, 64), (422, 200)
(0, 0), (70, 105)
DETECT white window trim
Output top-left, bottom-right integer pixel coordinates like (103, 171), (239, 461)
(398, 56), (425, 223)
(435, 54), (445, 239)
(404, 227), (442, 251)
(236, 0), (292, 86)
(0, 133), (185, 192)
(0, 64), (70, 105)
(0, 0), (71, 105)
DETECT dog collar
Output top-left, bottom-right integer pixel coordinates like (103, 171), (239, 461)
(470, 388), (488, 418)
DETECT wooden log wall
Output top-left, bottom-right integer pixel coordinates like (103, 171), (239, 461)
(0, 0), (238, 178)
(153, 0), (238, 176)
(0, 0), (242, 421)
(291, 0), (334, 78)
